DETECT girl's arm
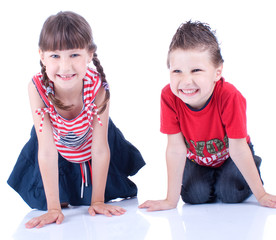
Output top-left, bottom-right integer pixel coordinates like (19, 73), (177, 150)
(139, 132), (187, 211)
(25, 81), (64, 228)
(88, 86), (126, 217)
(229, 138), (276, 208)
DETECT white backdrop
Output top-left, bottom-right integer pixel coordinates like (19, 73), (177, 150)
(1, 0), (276, 235)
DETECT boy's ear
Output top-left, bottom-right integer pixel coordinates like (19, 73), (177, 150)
(215, 64), (223, 81)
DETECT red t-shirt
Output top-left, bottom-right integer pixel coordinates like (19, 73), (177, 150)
(160, 78), (250, 167)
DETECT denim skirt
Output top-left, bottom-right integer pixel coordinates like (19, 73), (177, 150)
(7, 118), (145, 210)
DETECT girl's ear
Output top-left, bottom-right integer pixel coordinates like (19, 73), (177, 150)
(215, 63), (223, 81)
(39, 49), (45, 65)
(88, 51), (94, 64)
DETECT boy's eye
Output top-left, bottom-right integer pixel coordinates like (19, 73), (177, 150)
(192, 69), (201, 73)
(172, 69), (182, 73)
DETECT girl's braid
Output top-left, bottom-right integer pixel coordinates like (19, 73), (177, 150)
(92, 53), (110, 114)
(40, 61), (72, 110)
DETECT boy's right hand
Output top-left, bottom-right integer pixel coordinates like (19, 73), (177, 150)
(138, 199), (177, 212)
(25, 209), (64, 229)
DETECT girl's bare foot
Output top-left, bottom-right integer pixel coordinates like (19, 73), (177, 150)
(61, 202), (69, 208)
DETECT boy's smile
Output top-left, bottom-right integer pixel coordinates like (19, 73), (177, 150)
(169, 48), (223, 109)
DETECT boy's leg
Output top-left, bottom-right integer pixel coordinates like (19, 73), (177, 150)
(181, 159), (216, 204)
(215, 154), (262, 203)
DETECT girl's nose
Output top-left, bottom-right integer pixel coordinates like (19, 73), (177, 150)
(59, 57), (71, 72)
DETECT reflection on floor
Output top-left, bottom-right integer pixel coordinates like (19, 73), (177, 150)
(10, 196), (276, 240)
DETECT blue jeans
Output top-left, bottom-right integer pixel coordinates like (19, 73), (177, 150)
(181, 143), (262, 204)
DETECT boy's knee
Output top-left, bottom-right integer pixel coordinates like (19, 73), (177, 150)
(180, 183), (215, 204)
(216, 181), (251, 203)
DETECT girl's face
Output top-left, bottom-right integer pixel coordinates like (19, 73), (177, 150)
(169, 48), (223, 109)
(39, 48), (93, 91)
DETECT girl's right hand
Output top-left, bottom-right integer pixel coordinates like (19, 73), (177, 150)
(25, 209), (64, 229)
(138, 199), (177, 212)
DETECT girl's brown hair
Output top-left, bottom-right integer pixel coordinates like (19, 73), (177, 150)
(39, 11), (109, 114)
(167, 20), (224, 68)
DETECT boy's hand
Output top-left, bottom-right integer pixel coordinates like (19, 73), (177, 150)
(25, 209), (64, 229)
(88, 202), (126, 217)
(258, 193), (276, 208)
(138, 199), (177, 212)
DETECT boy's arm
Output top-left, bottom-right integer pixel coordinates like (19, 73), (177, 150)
(229, 138), (276, 207)
(166, 132), (187, 205)
(139, 132), (187, 211)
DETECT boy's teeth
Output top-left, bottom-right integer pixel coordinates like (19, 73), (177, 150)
(182, 89), (196, 94)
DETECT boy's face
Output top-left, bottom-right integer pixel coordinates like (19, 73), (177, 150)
(169, 48), (223, 109)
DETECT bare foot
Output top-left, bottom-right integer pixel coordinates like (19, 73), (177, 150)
(61, 203), (69, 208)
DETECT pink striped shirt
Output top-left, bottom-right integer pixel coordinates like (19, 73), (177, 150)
(33, 67), (102, 163)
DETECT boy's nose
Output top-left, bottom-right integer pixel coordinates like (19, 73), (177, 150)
(181, 74), (192, 84)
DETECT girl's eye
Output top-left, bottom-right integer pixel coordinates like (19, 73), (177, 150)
(50, 54), (59, 59)
(71, 54), (80, 58)
(173, 69), (182, 73)
(192, 69), (201, 73)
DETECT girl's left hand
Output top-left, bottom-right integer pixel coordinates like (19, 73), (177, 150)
(88, 202), (126, 217)
(258, 193), (276, 208)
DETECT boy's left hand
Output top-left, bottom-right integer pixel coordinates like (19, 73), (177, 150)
(258, 193), (276, 208)
(88, 202), (126, 217)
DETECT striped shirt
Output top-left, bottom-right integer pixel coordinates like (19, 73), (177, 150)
(33, 67), (102, 163)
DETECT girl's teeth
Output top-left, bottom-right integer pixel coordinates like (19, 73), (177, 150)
(59, 74), (74, 79)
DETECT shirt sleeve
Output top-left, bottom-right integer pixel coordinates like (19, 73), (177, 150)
(32, 74), (50, 107)
(160, 85), (181, 134)
(219, 85), (248, 139)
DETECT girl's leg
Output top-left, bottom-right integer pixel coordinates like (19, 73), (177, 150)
(215, 152), (262, 203)
(181, 159), (216, 204)
(54, 118), (146, 206)
(104, 118), (145, 201)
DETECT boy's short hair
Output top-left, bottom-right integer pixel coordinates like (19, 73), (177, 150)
(167, 20), (224, 68)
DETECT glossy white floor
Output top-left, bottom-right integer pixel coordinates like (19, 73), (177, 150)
(3, 193), (276, 240)
(2, 165), (276, 240)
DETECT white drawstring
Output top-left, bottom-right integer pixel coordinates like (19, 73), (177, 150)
(81, 177), (84, 199)
(80, 162), (90, 198)
(84, 162), (88, 187)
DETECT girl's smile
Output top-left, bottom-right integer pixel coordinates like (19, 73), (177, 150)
(57, 74), (77, 81)
(169, 48), (223, 109)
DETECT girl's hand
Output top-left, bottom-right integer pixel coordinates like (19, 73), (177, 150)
(88, 202), (126, 217)
(25, 209), (64, 229)
(258, 193), (276, 208)
(138, 199), (177, 212)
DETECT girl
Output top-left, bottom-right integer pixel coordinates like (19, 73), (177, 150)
(139, 21), (276, 211)
(8, 11), (145, 228)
